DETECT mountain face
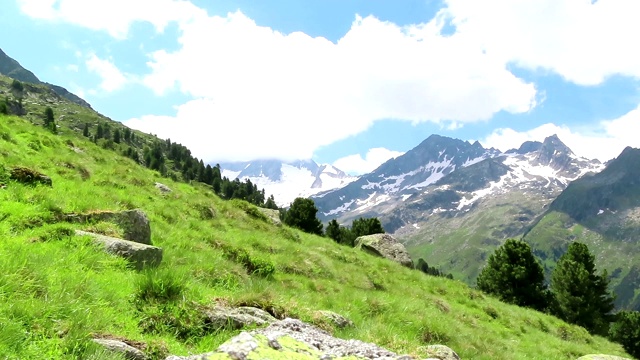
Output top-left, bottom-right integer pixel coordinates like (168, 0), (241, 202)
(313, 135), (500, 222)
(314, 134), (604, 285)
(218, 159), (357, 206)
(0, 48), (91, 108)
(524, 146), (640, 310)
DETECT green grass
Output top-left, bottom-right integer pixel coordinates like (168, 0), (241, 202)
(0, 111), (632, 360)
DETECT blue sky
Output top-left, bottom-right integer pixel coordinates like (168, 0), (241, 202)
(2, 0), (640, 175)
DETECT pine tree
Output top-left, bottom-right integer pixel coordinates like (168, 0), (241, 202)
(609, 310), (640, 358)
(351, 217), (385, 237)
(83, 123), (90, 137)
(325, 219), (342, 243)
(44, 107), (54, 127)
(550, 242), (615, 335)
(282, 197), (323, 235)
(96, 124), (104, 139)
(123, 128), (131, 142)
(476, 239), (549, 311)
(264, 195), (278, 210)
(113, 129), (121, 143)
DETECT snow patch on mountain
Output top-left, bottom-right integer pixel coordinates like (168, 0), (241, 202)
(219, 160), (357, 206)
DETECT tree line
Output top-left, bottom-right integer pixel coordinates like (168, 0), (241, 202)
(280, 197), (452, 279)
(476, 238), (639, 357)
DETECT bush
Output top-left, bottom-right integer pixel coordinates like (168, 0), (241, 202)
(609, 311), (640, 358)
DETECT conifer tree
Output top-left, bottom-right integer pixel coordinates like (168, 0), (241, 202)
(113, 129), (121, 143)
(476, 238), (549, 311)
(83, 123), (90, 137)
(44, 107), (54, 126)
(609, 310), (640, 358)
(550, 242), (614, 335)
(282, 197), (323, 235)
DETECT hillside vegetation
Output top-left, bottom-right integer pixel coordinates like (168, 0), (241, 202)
(0, 98), (631, 357)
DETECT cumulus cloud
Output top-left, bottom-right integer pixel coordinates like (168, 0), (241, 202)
(481, 105), (640, 162)
(441, 0), (640, 85)
(85, 53), (129, 92)
(20, 0), (640, 162)
(126, 11), (537, 162)
(332, 148), (405, 175)
(17, 0), (203, 38)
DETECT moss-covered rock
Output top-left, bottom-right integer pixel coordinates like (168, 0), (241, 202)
(355, 234), (413, 268)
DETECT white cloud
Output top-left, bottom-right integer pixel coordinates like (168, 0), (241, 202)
(85, 54), (129, 92)
(127, 11), (537, 162)
(481, 105), (640, 162)
(18, 0), (204, 39)
(333, 148), (405, 175)
(441, 0), (640, 85)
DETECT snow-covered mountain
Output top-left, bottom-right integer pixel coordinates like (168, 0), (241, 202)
(217, 159), (357, 206)
(314, 134), (602, 225)
(312, 134), (502, 221)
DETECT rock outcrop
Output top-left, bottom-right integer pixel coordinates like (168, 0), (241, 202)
(166, 318), (436, 360)
(9, 166), (52, 186)
(92, 338), (147, 360)
(201, 306), (277, 331)
(155, 182), (172, 193)
(423, 344), (460, 360)
(355, 234), (413, 268)
(76, 230), (162, 269)
(65, 209), (152, 245)
(315, 310), (354, 329)
(257, 208), (282, 227)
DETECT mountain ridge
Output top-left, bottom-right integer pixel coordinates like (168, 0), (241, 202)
(0, 47), (92, 108)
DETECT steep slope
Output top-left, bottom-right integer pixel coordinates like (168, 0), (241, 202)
(0, 111), (630, 358)
(0, 47), (91, 108)
(380, 135), (602, 283)
(219, 159), (357, 206)
(314, 135), (499, 222)
(524, 146), (640, 310)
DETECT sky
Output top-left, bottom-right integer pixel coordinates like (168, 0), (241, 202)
(2, 0), (640, 175)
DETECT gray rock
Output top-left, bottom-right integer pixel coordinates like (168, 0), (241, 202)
(93, 338), (147, 360)
(166, 318), (419, 359)
(423, 344), (460, 360)
(76, 230), (162, 269)
(354, 234), (414, 268)
(316, 310), (354, 329)
(202, 306), (277, 331)
(576, 356), (633, 360)
(155, 182), (172, 193)
(257, 208), (282, 226)
(65, 209), (152, 245)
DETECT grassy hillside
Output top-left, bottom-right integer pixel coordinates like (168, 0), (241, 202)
(0, 113), (631, 359)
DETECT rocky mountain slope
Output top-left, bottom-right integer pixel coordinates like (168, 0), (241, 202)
(0, 47), (91, 108)
(219, 159), (357, 206)
(313, 135), (500, 222)
(523, 146), (640, 311)
(313, 134), (603, 285)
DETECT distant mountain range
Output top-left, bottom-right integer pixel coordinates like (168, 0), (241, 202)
(217, 159), (357, 206)
(0, 47), (91, 108)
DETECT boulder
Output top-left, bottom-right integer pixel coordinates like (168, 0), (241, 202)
(155, 182), (172, 193)
(423, 344), (460, 360)
(92, 338), (147, 360)
(167, 318), (417, 360)
(576, 356), (633, 360)
(65, 209), (152, 245)
(315, 310), (354, 329)
(76, 230), (162, 269)
(9, 166), (52, 186)
(257, 208), (282, 227)
(202, 306), (277, 331)
(354, 234), (414, 268)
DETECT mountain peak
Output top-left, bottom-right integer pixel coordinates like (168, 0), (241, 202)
(541, 134), (573, 155)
